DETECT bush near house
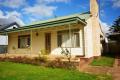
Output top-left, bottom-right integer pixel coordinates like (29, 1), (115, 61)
(0, 61), (112, 80)
(0, 56), (78, 70)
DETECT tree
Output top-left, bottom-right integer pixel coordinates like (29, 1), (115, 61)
(110, 16), (120, 33)
(108, 16), (120, 42)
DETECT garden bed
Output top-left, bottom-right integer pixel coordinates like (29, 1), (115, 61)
(0, 56), (79, 70)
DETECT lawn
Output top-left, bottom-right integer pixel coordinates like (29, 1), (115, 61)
(91, 54), (115, 67)
(0, 61), (112, 80)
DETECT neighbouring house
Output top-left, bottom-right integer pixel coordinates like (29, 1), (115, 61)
(0, 0), (105, 58)
(0, 21), (20, 53)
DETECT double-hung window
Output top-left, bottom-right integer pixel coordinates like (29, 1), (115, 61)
(18, 35), (30, 48)
(57, 29), (80, 48)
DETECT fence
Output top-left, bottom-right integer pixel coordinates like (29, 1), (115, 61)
(108, 42), (120, 54)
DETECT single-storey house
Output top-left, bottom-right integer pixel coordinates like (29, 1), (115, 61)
(0, 0), (105, 58)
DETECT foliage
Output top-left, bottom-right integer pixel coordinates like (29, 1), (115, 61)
(110, 16), (120, 33)
(40, 49), (49, 55)
(34, 56), (47, 63)
(0, 56), (77, 70)
(45, 57), (77, 70)
(0, 61), (112, 80)
(61, 48), (71, 62)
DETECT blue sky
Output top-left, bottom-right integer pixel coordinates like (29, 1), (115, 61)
(0, 0), (120, 29)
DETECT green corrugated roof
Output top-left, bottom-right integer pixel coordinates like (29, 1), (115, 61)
(0, 11), (90, 34)
(27, 11), (90, 26)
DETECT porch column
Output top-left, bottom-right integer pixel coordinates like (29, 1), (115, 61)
(30, 30), (32, 54)
(82, 27), (86, 56)
(68, 24), (72, 55)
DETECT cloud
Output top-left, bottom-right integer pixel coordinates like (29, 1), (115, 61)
(0, 0), (71, 24)
(6, 11), (21, 18)
(100, 20), (110, 34)
(37, 0), (70, 4)
(0, 0), (27, 8)
(112, 0), (120, 8)
(101, 0), (120, 8)
(6, 11), (24, 26)
(0, 10), (24, 26)
(23, 5), (57, 19)
(0, 10), (6, 18)
(23, 0), (71, 22)
(8, 16), (25, 26)
(0, 0), (70, 9)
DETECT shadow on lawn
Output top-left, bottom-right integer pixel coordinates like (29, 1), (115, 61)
(101, 52), (115, 58)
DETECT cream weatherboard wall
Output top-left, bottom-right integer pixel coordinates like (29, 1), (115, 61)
(8, 24), (85, 56)
(84, 18), (93, 58)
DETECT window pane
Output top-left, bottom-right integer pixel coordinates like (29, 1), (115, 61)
(57, 34), (62, 47)
(74, 33), (80, 47)
(27, 37), (30, 46)
(18, 35), (30, 48)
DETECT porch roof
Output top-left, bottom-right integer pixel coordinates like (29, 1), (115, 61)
(0, 12), (90, 34)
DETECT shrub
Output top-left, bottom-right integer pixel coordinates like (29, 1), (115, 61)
(0, 56), (78, 70)
(34, 55), (47, 63)
(45, 57), (77, 70)
(61, 48), (71, 62)
(40, 49), (49, 55)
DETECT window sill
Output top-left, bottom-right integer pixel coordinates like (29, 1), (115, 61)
(58, 47), (81, 48)
(18, 47), (31, 49)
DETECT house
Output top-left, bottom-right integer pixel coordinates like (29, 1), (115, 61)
(0, 0), (105, 59)
(0, 21), (20, 53)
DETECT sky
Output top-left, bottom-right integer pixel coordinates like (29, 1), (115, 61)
(0, 0), (120, 33)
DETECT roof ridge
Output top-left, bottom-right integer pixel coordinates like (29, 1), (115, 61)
(25, 11), (90, 26)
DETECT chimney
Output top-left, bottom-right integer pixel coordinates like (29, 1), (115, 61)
(90, 0), (99, 17)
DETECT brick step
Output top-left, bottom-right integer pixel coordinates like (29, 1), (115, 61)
(79, 57), (93, 70)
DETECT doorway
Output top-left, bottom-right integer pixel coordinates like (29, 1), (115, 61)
(45, 33), (51, 53)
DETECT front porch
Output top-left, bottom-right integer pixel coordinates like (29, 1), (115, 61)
(8, 23), (85, 58)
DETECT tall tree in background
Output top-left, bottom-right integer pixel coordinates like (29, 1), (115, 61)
(110, 16), (120, 33)
(109, 16), (120, 42)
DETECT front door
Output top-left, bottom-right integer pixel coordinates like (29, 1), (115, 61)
(45, 33), (51, 53)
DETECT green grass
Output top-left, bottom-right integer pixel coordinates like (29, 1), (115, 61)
(0, 61), (112, 80)
(91, 55), (115, 67)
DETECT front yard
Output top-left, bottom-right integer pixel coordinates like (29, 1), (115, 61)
(0, 61), (112, 80)
(91, 54), (115, 67)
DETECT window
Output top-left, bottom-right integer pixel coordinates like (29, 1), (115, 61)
(57, 29), (80, 48)
(18, 35), (30, 48)
(73, 33), (80, 47)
